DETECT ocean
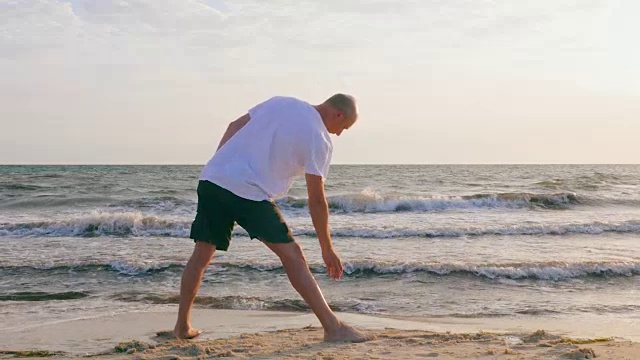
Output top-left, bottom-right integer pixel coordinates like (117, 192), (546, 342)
(1, 165), (640, 332)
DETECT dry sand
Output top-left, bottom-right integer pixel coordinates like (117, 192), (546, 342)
(107, 328), (637, 360)
(1, 309), (639, 359)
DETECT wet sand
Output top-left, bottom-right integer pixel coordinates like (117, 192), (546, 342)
(1, 308), (639, 359)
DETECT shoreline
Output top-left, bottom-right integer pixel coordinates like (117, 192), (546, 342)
(1, 308), (639, 359)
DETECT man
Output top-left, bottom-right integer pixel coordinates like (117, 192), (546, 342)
(173, 94), (373, 343)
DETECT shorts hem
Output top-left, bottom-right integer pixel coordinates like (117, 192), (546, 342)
(249, 235), (294, 244)
(191, 237), (229, 251)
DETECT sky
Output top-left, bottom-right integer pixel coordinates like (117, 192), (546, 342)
(1, 0), (639, 164)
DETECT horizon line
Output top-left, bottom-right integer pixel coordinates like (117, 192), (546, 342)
(1, 163), (639, 166)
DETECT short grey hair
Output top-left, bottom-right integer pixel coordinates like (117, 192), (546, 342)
(325, 93), (357, 120)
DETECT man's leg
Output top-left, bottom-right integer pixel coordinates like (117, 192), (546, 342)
(262, 241), (373, 342)
(174, 241), (216, 339)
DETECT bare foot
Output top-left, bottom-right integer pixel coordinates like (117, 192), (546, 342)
(324, 322), (375, 343)
(173, 326), (202, 339)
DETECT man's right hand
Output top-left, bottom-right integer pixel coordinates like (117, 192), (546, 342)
(322, 246), (344, 280)
(306, 173), (343, 279)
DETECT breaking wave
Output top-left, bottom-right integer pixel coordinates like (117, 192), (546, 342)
(0, 212), (189, 237)
(2, 212), (639, 239)
(337, 260), (640, 281)
(3, 260), (640, 281)
(277, 190), (580, 213)
(319, 220), (640, 238)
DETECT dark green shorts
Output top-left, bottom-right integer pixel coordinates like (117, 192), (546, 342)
(189, 180), (294, 251)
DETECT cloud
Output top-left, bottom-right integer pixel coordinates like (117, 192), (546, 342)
(1, 0), (612, 67)
(0, 0), (619, 100)
(1, 0), (229, 64)
(68, 0), (226, 33)
(1, 0), (77, 58)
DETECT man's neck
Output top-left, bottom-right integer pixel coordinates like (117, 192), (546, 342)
(313, 104), (330, 130)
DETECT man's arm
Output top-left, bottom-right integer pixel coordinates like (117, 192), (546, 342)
(305, 173), (343, 280)
(216, 113), (250, 151)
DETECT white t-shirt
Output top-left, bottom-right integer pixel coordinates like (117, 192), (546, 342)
(200, 96), (333, 201)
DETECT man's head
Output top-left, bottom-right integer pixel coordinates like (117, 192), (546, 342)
(315, 93), (358, 136)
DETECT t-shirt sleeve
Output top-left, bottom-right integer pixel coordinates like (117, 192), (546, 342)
(304, 133), (333, 178)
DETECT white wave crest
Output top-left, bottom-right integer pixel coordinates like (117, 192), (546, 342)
(6, 260), (640, 281)
(0, 211), (190, 237)
(341, 260), (640, 280)
(295, 220), (640, 238)
(277, 189), (579, 213)
(2, 215), (640, 239)
(107, 261), (175, 276)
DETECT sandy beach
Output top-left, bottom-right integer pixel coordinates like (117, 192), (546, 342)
(1, 308), (639, 359)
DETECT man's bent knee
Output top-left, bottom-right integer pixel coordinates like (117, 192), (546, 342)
(191, 241), (216, 266)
